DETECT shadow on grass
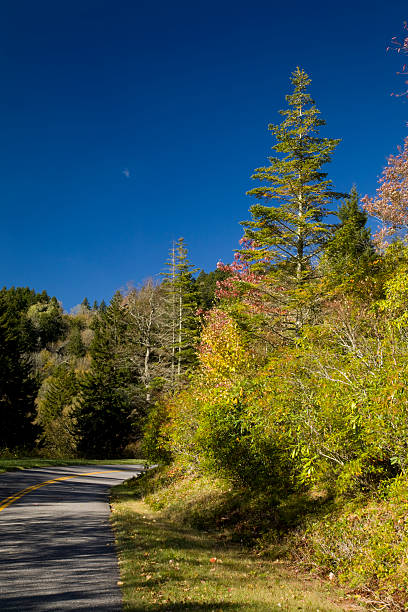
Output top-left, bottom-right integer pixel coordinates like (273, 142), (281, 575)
(126, 603), (275, 611)
(115, 499), (322, 612)
(113, 475), (362, 612)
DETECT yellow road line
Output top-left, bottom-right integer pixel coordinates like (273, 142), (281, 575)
(0, 470), (121, 513)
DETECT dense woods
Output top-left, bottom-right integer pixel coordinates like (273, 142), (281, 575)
(3, 67), (408, 605)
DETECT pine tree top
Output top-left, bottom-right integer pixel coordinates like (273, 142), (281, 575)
(247, 67), (342, 206)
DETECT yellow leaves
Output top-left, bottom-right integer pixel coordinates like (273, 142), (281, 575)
(199, 309), (250, 382)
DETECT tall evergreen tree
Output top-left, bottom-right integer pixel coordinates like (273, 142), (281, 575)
(196, 268), (232, 310)
(241, 67), (345, 331)
(0, 296), (38, 447)
(161, 238), (199, 386)
(65, 326), (86, 358)
(242, 68), (344, 278)
(35, 365), (79, 456)
(74, 292), (133, 457)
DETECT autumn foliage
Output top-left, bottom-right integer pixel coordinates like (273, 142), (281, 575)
(142, 64), (408, 607)
(362, 136), (408, 247)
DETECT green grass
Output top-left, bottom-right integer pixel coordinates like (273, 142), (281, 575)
(111, 483), (366, 612)
(0, 457), (147, 473)
(125, 467), (408, 610)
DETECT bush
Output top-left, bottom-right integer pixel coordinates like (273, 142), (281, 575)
(141, 401), (172, 463)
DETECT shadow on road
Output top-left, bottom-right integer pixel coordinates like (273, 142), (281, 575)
(0, 467), (143, 611)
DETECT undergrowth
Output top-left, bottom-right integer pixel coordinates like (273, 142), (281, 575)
(112, 468), (364, 611)
(121, 465), (408, 610)
(289, 475), (408, 610)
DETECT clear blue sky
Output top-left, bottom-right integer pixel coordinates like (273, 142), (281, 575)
(1, 0), (407, 310)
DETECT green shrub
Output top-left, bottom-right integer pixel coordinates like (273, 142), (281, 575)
(141, 401), (172, 463)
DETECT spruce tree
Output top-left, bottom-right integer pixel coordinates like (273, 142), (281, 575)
(65, 326), (86, 358)
(242, 68), (344, 281)
(161, 238), (199, 386)
(74, 292), (133, 457)
(35, 366), (79, 456)
(196, 268), (232, 310)
(0, 296), (38, 447)
(323, 186), (376, 289)
(241, 67), (345, 332)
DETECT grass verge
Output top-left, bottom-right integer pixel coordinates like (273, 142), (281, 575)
(0, 457), (147, 473)
(111, 477), (366, 611)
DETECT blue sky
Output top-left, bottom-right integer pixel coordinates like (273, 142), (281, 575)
(1, 0), (407, 310)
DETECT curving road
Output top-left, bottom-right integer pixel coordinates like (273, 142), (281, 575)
(0, 464), (144, 611)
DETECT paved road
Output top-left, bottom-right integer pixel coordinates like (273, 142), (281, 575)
(0, 464), (144, 611)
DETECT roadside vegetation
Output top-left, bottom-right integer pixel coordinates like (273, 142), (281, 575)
(111, 474), (365, 611)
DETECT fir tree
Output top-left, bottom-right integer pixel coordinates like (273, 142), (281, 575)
(196, 268), (231, 310)
(323, 186), (376, 289)
(0, 296), (38, 447)
(241, 67), (345, 331)
(161, 238), (199, 386)
(74, 292), (133, 457)
(35, 366), (79, 456)
(65, 326), (86, 358)
(242, 68), (344, 279)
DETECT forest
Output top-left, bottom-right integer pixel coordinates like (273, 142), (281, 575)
(3, 67), (408, 606)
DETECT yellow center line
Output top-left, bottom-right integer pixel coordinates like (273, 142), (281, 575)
(0, 470), (122, 513)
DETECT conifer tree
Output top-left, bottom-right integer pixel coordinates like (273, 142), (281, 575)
(323, 186), (376, 289)
(35, 366), (79, 456)
(161, 238), (199, 386)
(241, 67), (345, 332)
(74, 292), (133, 457)
(65, 326), (86, 358)
(242, 68), (344, 282)
(0, 296), (38, 447)
(196, 268), (232, 310)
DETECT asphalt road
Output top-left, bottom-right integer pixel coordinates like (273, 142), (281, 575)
(0, 464), (144, 611)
